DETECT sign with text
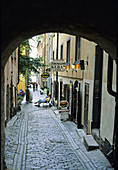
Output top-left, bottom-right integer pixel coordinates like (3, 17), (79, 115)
(41, 72), (50, 78)
(51, 60), (66, 72)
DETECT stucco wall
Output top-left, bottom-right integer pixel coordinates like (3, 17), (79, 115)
(100, 83), (115, 144)
(4, 48), (18, 121)
(100, 52), (116, 144)
(81, 38), (96, 80)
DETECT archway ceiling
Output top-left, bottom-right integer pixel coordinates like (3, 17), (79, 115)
(1, 0), (117, 66)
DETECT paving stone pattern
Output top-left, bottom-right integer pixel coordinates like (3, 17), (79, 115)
(5, 90), (113, 170)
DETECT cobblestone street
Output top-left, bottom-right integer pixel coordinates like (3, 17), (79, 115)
(5, 90), (113, 170)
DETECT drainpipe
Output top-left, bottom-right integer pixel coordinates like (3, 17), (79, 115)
(114, 54), (118, 169)
(107, 55), (118, 169)
(107, 55), (116, 97)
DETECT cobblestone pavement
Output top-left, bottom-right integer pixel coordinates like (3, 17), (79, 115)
(5, 90), (113, 170)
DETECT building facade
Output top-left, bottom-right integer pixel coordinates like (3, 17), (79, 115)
(37, 33), (116, 162)
(4, 48), (19, 125)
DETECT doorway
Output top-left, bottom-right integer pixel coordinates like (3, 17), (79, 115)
(84, 83), (89, 134)
(76, 82), (82, 128)
(6, 84), (9, 124)
(73, 81), (78, 122)
(92, 46), (103, 131)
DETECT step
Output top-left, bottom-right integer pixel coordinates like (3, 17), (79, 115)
(60, 112), (69, 121)
(7, 115), (18, 127)
(83, 135), (99, 151)
(76, 129), (86, 143)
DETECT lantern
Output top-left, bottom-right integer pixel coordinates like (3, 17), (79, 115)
(66, 63), (70, 71)
(74, 61), (80, 70)
(71, 63), (75, 70)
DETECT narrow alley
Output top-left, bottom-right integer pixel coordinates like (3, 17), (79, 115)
(5, 89), (113, 170)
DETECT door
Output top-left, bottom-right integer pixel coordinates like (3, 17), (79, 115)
(6, 84), (9, 121)
(92, 45), (103, 129)
(64, 84), (70, 102)
(10, 77), (13, 118)
(69, 81), (73, 120)
(60, 81), (63, 101)
(84, 83), (89, 134)
(73, 81), (78, 122)
(77, 83), (82, 128)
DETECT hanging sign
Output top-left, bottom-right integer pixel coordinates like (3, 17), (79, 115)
(41, 72), (50, 78)
(51, 60), (66, 72)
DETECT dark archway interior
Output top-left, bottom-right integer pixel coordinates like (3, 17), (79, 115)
(1, 0), (117, 66)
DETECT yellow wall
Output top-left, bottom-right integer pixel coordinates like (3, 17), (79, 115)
(17, 75), (26, 94)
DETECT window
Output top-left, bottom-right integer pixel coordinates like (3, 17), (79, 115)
(67, 39), (70, 64)
(47, 52), (49, 65)
(75, 36), (81, 61)
(60, 44), (63, 60)
(14, 50), (16, 59)
(11, 55), (13, 62)
(53, 51), (54, 60)
(49, 47), (51, 62)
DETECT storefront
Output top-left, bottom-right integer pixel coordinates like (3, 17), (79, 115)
(70, 80), (82, 128)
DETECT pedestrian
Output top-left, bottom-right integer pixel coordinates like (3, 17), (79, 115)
(44, 87), (47, 95)
(29, 90), (33, 102)
(47, 87), (49, 96)
(26, 86), (30, 103)
(36, 83), (38, 91)
(33, 83), (35, 91)
(40, 89), (44, 95)
(20, 89), (24, 96)
(34, 94), (51, 107)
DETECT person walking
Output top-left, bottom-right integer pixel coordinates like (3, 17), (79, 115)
(26, 86), (30, 103)
(47, 87), (49, 96)
(33, 83), (35, 91)
(29, 90), (33, 103)
(36, 83), (38, 91)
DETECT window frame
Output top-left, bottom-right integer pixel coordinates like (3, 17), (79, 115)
(60, 44), (63, 60)
(66, 38), (71, 64)
(75, 36), (81, 61)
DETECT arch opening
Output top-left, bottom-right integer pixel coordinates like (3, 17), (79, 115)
(2, 32), (117, 169)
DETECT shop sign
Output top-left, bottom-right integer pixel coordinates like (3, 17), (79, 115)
(51, 60), (66, 72)
(41, 72), (50, 78)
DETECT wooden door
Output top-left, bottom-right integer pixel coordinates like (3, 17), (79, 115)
(84, 83), (89, 134)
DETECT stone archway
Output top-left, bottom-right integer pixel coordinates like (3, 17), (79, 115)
(1, 0), (117, 67)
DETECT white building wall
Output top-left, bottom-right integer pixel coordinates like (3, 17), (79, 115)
(100, 53), (116, 144)
(100, 83), (115, 144)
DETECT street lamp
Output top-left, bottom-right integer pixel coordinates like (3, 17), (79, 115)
(66, 63), (70, 72)
(71, 63), (75, 70)
(71, 63), (77, 72)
